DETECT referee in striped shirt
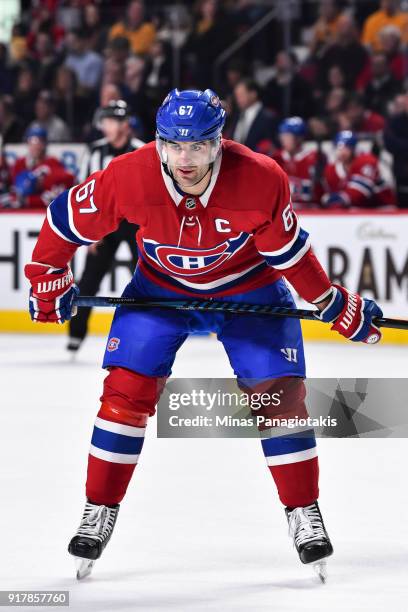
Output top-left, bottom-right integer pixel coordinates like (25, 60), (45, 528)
(67, 100), (144, 353)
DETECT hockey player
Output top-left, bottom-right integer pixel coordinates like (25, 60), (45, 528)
(67, 100), (144, 353)
(24, 89), (383, 581)
(322, 130), (396, 207)
(273, 117), (326, 208)
(11, 127), (74, 209)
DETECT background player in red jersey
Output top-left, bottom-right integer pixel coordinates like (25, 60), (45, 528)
(273, 117), (326, 209)
(322, 130), (396, 208)
(24, 89), (383, 581)
(11, 127), (75, 209)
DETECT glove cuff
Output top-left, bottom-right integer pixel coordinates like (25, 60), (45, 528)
(314, 286), (344, 323)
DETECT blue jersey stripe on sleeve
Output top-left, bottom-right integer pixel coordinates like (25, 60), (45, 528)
(261, 228), (309, 267)
(48, 191), (93, 246)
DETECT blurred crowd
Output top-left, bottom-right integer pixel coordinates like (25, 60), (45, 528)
(2, 0), (408, 209)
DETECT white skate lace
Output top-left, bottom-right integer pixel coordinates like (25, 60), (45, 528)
(288, 504), (326, 548)
(76, 502), (118, 543)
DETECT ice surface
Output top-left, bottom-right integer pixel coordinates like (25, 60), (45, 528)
(0, 334), (407, 611)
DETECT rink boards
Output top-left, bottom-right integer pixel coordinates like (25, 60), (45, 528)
(0, 209), (407, 343)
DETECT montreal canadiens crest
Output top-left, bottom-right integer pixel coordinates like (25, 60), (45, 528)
(143, 233), (250, 277)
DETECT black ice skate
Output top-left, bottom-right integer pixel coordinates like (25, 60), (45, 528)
(68, 500), (120, 579)
(66, 337), (82, 358)
(285, 501), (333, 582)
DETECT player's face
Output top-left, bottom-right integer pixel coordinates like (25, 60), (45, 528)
(165, 141), (212, 188)
(336, 144), (353, 163)
(27, 137), (46, 160)
(280, 133), (299, 154)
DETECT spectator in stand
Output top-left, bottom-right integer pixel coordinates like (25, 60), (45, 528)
(0, 43), (15, 95)
(9, 22), (29, 65)
(309, 0), (345, 58)
(364, 52), (400, 115)
(316, 14), (370, 91)
(309, 87), (347, 139)
(264, 51), (313, 120)
(56, 0), (82, 31)
(337, 92), (385, 136)
(378, 24), (407, 82)
(101, 58), (125, 90)
(123, 55), (150, 136)
(384, 93), (408, 207)
(33, 31), (61, 90)
(28, 90), (71, 142)
(217, 58), (249, 101)
(109, 0), (156, 55)
(87, 83), (123, 142)
(10, 127), (74, 209)
(183, 0), (235, 90)
(105, 36), (131, 66)
(322, 130), (396, 208)
(54, 66), (95, 141)
(64, 28), (104, 93)
(144, 39), (173, 110)
(361, 0), (408, 51)
(99, 83), (122, 108)
(14, 67), (38, 128)
(83, 3), (108, 53)
(26, 4), (65, 55)
(273, 117), (326, 209)
(0, 95), (24, 143)
(228, 79), (278, 155)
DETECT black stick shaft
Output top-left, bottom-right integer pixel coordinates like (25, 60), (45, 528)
(74, 296), (408, 331)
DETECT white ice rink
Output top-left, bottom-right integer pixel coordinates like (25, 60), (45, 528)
(1, 334), (407, 612)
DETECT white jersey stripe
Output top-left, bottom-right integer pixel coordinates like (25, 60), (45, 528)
(89, 444), (140, 464)
(271, 238), (311, 270)
(94, 417), (146, 438)
(266, 446), (317, 466)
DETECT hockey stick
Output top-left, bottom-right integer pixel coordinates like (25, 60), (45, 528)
(74, 296), (408, 330)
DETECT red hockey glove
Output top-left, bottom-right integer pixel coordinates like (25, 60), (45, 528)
(24, 262), (79, 324)
(315, 285), (382, 344)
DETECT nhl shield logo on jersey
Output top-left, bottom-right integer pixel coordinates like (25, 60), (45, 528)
(185, 198), (196, 210)
(107, 337), (120, 352)
(143, 233), (250, 277)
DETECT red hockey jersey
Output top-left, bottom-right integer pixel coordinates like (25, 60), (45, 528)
(31, 140), (331, 303)
(273, 147), (326, 208)
(323, 153), (396, 208)
(12, 156), (75, 209)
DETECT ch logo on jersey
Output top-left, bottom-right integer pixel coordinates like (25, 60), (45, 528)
(281, 348), (298, 363)
(107, 337), (120, 352)
(143, 232), (250, 277)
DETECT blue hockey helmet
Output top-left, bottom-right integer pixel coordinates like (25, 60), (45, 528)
(156, 88), (226, 142)
(334, 130), (357, 149)
(278, 116), (306, 137)
(25, 126), (48, 142)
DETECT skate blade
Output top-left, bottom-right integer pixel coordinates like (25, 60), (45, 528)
(75, 557), (95, 580)
(313, 560), (328, 583)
